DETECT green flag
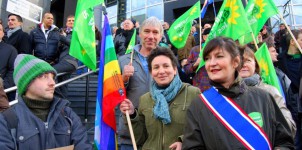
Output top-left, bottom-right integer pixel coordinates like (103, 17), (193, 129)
(125, 29), (136, 54)
(197, 0), (252, 70)
(168, 1), (200, 49)
(255, 43), (282, 94)
(239, 0), (279, 44)
(69, 0), (104, 71)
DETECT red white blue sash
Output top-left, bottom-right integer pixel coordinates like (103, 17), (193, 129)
(200, 87), (272, 150)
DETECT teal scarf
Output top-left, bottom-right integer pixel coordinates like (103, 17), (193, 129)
(150, 74), (182, 124)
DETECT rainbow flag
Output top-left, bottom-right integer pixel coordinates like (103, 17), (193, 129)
(94, 15), (126, 150)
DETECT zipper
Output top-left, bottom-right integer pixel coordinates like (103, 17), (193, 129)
(45, 122), (48, 129)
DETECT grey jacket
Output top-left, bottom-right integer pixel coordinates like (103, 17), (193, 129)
(0, 97), (92, 150)
(117, 45), (151, 145)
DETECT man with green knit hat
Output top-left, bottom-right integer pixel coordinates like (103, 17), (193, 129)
(0, 54), (92, 149)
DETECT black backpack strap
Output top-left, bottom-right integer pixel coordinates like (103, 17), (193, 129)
(2, 107), (18, 150)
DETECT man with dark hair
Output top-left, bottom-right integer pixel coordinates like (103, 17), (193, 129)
(0, 54), (92, 149)
(6, 13), (31, 54)
(275, 23), (287, 53)
(30, 12), (77, 99)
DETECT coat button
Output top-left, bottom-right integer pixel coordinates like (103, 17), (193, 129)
(67, 130), (71, 134)
(19, 136), (24, 141)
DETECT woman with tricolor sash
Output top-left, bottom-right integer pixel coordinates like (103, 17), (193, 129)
(182, 37), (294, 149)
(239, 46), (296, 138)
(120, 47), (200, 150)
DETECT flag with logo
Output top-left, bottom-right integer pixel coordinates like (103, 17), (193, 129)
(239, 0), (279, 44)
(254, 43), (282, 94)
(168, 1), (200, 49)
(94, 15), (126, 150)
(125, 29), (137, 54)
(197, 0), (252, 71)
(69, 0), (103, 71)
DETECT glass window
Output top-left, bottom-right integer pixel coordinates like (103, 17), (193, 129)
(109, 17), (117, 26)
(126, 0), (131, 12)
(132, 9), (146, 25)
(274, 0), (289, 6)
(147, 4), (163, 21)
(293, 6), (302, 25)
(147, 0), (162, 6)
(107, 5), (118, 17)
(292, 0), (302, 4)
(132, 0), (145, 10)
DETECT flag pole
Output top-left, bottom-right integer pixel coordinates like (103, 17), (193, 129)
(199, 9), (202, 58)
(251, 32), (259, 50)
(212, 0), (217, 19)
(125, 110), (138, 150)
(278, 14), (302, 54)
(130, 50), (134, 64)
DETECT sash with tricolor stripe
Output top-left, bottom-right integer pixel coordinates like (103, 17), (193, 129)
(200, 87), (272, 150)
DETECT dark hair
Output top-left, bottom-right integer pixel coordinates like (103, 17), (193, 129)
(67, 15), (74, 19)
(203, 37), (242, 70)
(241, 46), (260, 74)
(8, 13), (23, 22)
(286, 29), (302, 48)
(147, 47), (178, 72)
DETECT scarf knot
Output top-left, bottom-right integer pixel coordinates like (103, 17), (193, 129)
(150, 75), (182, 124)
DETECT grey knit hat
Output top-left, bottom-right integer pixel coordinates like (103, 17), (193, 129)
(13, 54), (57, 96)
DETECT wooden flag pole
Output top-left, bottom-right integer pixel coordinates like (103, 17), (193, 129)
(130, 49), (134, 64)
(125, 110), (137, 150)
(199, 9), (202, 57)
(278, 14), (302, 54)
(251, 32), (259, 50)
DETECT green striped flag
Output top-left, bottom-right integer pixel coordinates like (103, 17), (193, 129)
(125, 29), (136, 54)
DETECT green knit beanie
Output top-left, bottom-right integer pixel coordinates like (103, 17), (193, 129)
(13, 54), (57, 96)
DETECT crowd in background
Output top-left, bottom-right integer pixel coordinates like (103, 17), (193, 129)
(0, 11), (301, 150)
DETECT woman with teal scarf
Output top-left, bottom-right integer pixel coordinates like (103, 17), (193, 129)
(120, 47), (200, 150)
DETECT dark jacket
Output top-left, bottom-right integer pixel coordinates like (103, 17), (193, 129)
(0, 42), (17, 89)
(114, 29), (139, 57)
(30, 24), (61, 63)
(6, 29), (32, 54)
(129, 83), (200, 150)
(0, 96), (92, 150)
(182, 77), (294, 150)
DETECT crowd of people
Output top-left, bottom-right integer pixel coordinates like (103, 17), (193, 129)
(0, 11), (301, 150)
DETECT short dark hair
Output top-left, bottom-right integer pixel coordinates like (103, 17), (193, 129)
(203, 37), (242, 70)
(8, 13), (23, 22)
(286, 29), (302, 48)
(147, 47), (178, 72)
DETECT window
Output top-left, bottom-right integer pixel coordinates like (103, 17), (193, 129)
(147, 4), (163, 21)
(132, 0), (145, 10)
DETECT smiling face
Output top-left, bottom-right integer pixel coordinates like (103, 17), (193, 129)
(25, 73), (55, 100)
(239, 54), (256, 78)
(151, 55), (177, 87)
(205, 48), (240, 88)
(139, 25), (162, 51)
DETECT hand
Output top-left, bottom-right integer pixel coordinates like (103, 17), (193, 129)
(122, 63), (134, 82)
(169, 142), (182, 150)
(120, 99), (135, 115)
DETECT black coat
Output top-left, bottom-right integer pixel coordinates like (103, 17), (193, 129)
(0, 42), (17, 89)
(6, 29), (32, 54)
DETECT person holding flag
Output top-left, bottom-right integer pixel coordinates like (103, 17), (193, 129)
(182, 37), (294, 149)
(120, 47), (200, 150)
(117, 16), (163, 150)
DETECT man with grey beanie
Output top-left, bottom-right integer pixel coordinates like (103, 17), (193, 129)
(0, 54), (92, 150)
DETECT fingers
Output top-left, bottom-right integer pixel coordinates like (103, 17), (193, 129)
(123, 64), (135, 81)
(119, 99), (135, 115)
(169, 142), (182, 150)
